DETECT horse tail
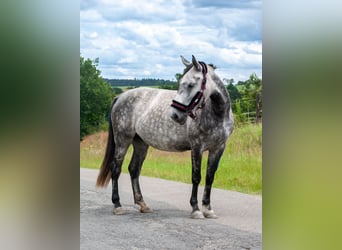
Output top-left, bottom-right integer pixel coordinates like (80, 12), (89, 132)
(96, 98), (117, 188)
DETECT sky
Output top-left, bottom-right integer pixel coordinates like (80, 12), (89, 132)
(80, 0), (262, 82)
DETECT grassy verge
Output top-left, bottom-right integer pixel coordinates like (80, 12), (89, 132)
(80, 123), (262, 194)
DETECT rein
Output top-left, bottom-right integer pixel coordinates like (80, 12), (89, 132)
(171, 61), (207, 120)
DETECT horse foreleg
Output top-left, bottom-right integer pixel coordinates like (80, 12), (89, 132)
(190, 148), (204, 219)
(129, 136), (152, 213)
(202, 144), (225, 219)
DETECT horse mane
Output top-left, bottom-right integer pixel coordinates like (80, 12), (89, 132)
(182, 63), (217, 76)
(211, 70), (231, 104)
(208, 63), (216, 69)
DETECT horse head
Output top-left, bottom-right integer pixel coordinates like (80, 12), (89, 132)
(170, 55), (210, 124)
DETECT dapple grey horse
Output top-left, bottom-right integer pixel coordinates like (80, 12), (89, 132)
(96, 55), (234, 219)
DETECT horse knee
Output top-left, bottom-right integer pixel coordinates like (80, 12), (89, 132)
(192, 174), (201, 185)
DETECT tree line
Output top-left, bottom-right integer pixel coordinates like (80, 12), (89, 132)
(104, 78), (177, 87)
(80, 56), (261, 139)
(225, 73), (262, 124)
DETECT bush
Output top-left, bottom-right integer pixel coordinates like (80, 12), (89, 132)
(80, 56), (114, 140)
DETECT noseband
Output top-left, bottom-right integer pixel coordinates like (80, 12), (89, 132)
(171, 62), (208, 120)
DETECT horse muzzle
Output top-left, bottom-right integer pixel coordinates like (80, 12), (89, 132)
(170, 108), (187, 125)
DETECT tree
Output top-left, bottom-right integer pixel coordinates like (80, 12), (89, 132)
(226, 82), (241, 103)
(175, 73), (182, 82)
(224, 78), (234, 85)
(243, 73), (262, 123)
(80, 56), (114, 139)
(225, 74), (262, 124)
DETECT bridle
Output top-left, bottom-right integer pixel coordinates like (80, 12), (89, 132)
(171, 61), (208, 120)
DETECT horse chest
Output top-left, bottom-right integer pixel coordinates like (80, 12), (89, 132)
(193, 128), (227, 148)
(188, 116), (230, 150)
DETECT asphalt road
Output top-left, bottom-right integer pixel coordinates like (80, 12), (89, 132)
(80, 168), (262, 250)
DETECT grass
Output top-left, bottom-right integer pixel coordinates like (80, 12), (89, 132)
(80, 123), (262, 194)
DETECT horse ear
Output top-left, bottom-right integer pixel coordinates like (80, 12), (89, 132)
(192, 55), (201, 71)
(180, 55), (191, 67)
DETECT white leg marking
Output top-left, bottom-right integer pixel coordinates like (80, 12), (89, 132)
(191, 210), (204, 219)
(202, 205), (218, 219)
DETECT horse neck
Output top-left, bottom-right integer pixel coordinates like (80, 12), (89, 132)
(204, 69), (229, 101)
(201, 70), (231, 120)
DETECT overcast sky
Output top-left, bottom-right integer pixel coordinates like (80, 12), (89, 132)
(80, 0), (262, 82)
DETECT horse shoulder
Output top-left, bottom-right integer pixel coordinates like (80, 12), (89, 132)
(209, 90), (229, 118)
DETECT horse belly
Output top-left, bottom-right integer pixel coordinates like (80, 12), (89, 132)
(137, 120), (190, 151)
(135, 113), (190, 152)
(141, 134), (190, 152)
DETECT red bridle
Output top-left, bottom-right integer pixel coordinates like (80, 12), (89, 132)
(171, 62), (208, 120)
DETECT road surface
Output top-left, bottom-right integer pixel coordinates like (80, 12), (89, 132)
(80, 168), (262, 249)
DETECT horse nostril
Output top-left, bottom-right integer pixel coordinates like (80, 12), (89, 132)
(171, 113), (179, 121)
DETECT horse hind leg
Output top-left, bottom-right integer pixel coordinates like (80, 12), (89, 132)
(128, 135), (152, 213)
(111, 142), (130, 215)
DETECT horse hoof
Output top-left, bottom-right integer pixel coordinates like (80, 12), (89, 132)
(113, 207), (125, 215)
(191, 210), (204, 219)
(202, 206), (218, 219)
(203, 210), (218, 219)
(140, 206), (153, 213)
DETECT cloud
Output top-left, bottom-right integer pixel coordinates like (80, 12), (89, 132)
(80, 0), (262, 82)
(95, 0), (185, 23)
(191, 0), (261, 9)
(80, 0), (98, 10)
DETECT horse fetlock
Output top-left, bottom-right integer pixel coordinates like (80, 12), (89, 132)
(190, 197), (199, 207)
(134, 193), (143, 203)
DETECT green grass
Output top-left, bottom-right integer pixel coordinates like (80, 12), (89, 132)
(80, 123), (262, 194)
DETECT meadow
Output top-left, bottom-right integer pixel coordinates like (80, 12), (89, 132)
(80, 123), (262, 194)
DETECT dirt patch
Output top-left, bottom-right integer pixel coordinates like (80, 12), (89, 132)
(81, 131), (108, 148)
